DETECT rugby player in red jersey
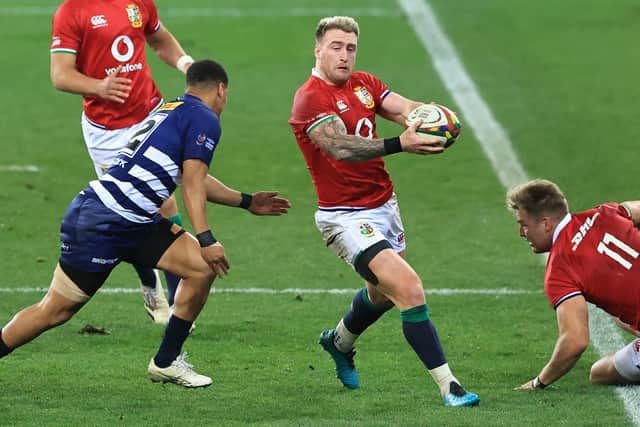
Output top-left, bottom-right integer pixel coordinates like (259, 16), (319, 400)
(50, 0), (195, 323)
(508, 179), (640, 389)
(289, 16), (479, 406)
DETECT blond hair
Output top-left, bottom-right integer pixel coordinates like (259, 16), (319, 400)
(315, 16), (359, 41)
(506, 179), (569, 220)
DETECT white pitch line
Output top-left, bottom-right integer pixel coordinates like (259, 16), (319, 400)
(0, 287), (538, 296)
(0, 7), (401, 17)
(0, 165), (40, 172)
(398, 0), (640, 424)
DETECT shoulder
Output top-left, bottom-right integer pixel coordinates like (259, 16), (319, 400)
(292, 78), (333, 111)
(54, 0), (85, 19)
(595, 202), (630, 218)
(352, 71), (382, 84)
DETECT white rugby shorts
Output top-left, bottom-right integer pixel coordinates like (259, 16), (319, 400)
(81, 113), (144, 177)
(314, 193), (406, 268)
(613, 337), (640, 381)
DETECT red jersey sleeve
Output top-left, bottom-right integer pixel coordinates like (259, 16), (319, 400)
(544, 255), (583, 310)
(292, 86), (339, 135)
(50, 1), (83, 54)
(141, 0), (161, 34)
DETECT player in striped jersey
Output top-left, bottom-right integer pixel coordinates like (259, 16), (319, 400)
(507, 179), (640, 389)
(0, 60), (291, 387)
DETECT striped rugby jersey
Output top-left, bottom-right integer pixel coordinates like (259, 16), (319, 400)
(89, 94), (221, 223)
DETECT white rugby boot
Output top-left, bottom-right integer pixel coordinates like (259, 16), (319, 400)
(141, 270), (170, 324)
(147, 353), (212, 388)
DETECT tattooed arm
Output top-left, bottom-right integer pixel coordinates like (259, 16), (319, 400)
(308, 115), (445, 162)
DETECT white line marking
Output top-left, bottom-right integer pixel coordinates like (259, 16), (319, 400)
(0, 7), (401, 17)
(0, 287), (538, 296)
(0, 165), (40, 172)
(398, 0), (640, 423)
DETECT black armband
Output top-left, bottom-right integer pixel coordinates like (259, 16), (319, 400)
(239, 192), (253, 210)
(383, 137), (402, 154)
(196, 230), (217, 247)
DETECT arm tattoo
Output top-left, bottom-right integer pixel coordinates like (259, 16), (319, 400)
(310, 116), (386, 162)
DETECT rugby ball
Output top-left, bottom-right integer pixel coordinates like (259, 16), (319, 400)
(405, 103), (461, 148)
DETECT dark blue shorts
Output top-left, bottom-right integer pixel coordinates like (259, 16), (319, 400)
(59, 189), (181, 280)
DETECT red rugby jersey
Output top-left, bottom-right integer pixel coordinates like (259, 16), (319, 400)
(289, 70), (394, 209)
(545, 203), (640, 329)
(51, 0), (163, 129)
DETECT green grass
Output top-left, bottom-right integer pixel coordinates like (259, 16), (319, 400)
(0, 0), (637, 425)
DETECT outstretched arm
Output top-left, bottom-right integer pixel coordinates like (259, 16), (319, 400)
(515, 296), (590, 390)
(204, 176), (291, 215)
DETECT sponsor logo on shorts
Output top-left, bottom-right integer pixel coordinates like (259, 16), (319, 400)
(51, 36), (61, 47)
(397, 232), (405, 243)
(91, 257), (119, 265)
(61, 242), (69, 251)
(196, 134), (207, 145)
(359, 223), (374, 237)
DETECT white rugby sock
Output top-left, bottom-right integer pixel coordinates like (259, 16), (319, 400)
(334, 319), (358, 353)
(428, 363), (459, 397)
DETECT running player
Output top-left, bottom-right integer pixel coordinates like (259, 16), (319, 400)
(288, 16), (479, 406)
(0, 60), (291, 387)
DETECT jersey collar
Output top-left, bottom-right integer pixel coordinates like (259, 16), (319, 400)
(552, 213), (572, 245)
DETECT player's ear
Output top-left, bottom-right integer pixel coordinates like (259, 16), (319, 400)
(542, 216), (555, 233)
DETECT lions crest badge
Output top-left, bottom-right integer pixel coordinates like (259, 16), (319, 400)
(354, 86), (374, 109)
(126, 4), (143, 28)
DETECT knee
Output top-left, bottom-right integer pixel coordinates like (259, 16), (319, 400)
(405, 282), (426, 307)
(38, 302), (76, 328)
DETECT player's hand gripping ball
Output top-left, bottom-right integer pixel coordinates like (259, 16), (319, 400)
(405, 103), (461, 148)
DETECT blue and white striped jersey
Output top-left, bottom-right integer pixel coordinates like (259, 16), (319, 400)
(89, 93), (221, 223)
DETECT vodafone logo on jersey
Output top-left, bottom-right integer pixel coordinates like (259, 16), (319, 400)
(111, 35), (134, 62)
(90, 15), (108, 28)
(105, 35), (143, 75)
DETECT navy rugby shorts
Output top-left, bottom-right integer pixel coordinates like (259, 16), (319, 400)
(59, 189), (175, 274)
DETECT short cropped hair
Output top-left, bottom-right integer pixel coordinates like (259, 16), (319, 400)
(506, 179), (569, 220)
(315, 16), (359, 41)
(186, 59), (228, 87)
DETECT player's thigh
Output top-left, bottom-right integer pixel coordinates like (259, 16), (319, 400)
(155, 230), (214, 280)
(368, 249), (424, 309)
(81, 116), (132, 176)
(606, 339), (640, 384)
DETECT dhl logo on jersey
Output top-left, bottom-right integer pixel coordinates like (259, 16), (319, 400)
(354, 86), (375, 109)
(157, 102), (184, 111)
(126, 4), (143, 28)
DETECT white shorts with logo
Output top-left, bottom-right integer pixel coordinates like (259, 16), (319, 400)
(314, 193), (405, 268)
(81, 105), (161, 177)
(613, 337), (640, 381)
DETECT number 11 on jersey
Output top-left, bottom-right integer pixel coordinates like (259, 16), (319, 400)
(597, 232), (639, 270)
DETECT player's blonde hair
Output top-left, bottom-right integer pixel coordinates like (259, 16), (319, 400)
(506, 179), (569, 220)
(315, 16), (359, 41)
